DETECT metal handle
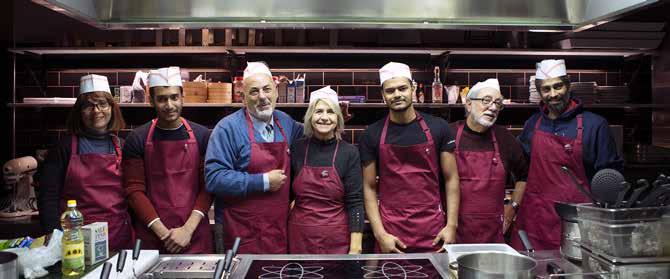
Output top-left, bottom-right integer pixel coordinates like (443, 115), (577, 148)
(518, 230), (534, 254)
(547, 271), (618, 278)
(99, 262), (113, 279)
(213, 259), (226, 279)
(133, 239), (142, 260)
(231, 237), (241, 258)
(223, 249), (234, 277)
(116, 250), (127, 273)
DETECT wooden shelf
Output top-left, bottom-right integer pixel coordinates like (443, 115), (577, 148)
(8, 102), (670, 109)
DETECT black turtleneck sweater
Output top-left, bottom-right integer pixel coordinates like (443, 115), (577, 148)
(38, 133), (123, 232)
(290, 136), (365, 232)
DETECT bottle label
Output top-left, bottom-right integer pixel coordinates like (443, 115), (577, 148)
(63, 242), (85, 269)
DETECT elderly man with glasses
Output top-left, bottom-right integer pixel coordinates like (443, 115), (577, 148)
(449, 78), (529, 244)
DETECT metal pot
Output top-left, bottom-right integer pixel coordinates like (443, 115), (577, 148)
(554, 202), (582, 261)
(457, 252), (537, 279)
(0, 252), (18, 279)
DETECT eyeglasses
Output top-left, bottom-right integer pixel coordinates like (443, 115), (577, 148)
(82, 102), (111, 112)
(469, 96), (505, 109)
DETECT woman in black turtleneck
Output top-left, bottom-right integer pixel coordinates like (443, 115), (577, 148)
(288, 87), (364, 254)
(38, 74), (133, 252)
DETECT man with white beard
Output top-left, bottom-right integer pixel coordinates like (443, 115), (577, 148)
(205, 62), (303, 254)
(449, 78), (529, 243)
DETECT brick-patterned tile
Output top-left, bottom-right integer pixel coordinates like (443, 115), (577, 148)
(206, 72), (232, 83)
(305, 72), (324, 86)
(17, 86), (46, 100)
(510, 86), (530, 102)
(342, 129), (354, 143)
(607, 72), (623, 86)
(117, 72), (136, 86)
(47, 72), (60, 86)
(353, 72), (379, 85)
(367, 86), (382, 101)
(498, 73), (525, 86)
(445, 72), (468, 86)
(469, 72), (497, 86)
(61, 72), (86, 86)
(324, 72), (353, 85)
(337, 86), (366, 96)
(579, 73), (606, 85)
(47, 86), (75, 97)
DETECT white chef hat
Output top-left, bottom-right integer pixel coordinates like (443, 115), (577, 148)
(148, 66), (183, 88)
(379, 62), (412, 85)
(536, 59), (567, 80)
(309, 86), (339, 106)
(243, 62), (272, 79)
(79, 74), (111, 95)
(468, 78), (500, 99)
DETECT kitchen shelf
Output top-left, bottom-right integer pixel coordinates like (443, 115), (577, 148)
(8, 46), (655, 57)
(8, 102), (670, 109)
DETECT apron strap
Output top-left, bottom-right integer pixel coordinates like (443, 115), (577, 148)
(455, 122), (465, 150)
(380, 111), (432, 145)
(111, 134), (123, 167)
(70, 135), (78, 156)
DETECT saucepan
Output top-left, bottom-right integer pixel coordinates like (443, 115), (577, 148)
(0, 251), (18, 279)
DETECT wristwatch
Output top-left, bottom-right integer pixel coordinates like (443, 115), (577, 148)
(504, 198), (520, 211)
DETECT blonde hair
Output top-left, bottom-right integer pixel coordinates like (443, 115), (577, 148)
(303, 99), (344, 140)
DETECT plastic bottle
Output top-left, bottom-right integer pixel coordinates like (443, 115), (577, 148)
(61, 200), (85, 277)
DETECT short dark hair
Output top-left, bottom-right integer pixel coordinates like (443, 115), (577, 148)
(67, 92), (125, 136)
(535, 75), (571, 93)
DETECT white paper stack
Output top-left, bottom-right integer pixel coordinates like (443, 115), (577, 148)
(528, 75), (541, 103)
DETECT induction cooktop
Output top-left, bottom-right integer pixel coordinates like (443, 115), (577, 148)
(245, 258), (442, 279)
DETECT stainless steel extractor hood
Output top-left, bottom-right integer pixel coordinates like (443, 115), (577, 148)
(31, 0), (659, 31)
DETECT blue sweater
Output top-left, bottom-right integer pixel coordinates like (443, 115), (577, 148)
(205, 108), (303, 221)
(518, 98), (624, 181)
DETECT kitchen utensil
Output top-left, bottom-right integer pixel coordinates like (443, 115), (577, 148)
(456, 252), (537, 279)
(560, 166), (601, 206)
(625, 179), (650, 208)
(445, 243), (519, 264)
(637, 185), (670, 207)
(590, 168), (626, 207)
(613, 181), (631, 208)
(213, 259), (225, 279)
(554, 202), (582, 261)
(553, 201), (578, 221)
(0, 252), (18, 279)
(116, 250), (127, 277)
(99, 262), (112, 279)
(132, 239), (141, 278)
(223, 249), (234, 278)
(518, 230), (534, 254)
(231, 237), (241, 258)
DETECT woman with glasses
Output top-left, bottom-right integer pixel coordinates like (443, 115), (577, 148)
(39, 74), (133, 251)
(288, 86), (364, 254)
(449, 78), (529, 243)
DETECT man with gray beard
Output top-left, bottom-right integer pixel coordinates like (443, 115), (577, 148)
(449, 78), (529, 243)
(205, 62), (303, 254)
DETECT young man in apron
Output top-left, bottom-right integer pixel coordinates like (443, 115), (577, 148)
(123, 66), (214, 254)
(360, 62), (460, 253)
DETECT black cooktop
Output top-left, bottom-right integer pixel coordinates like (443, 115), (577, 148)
(245, 258), (442, 278)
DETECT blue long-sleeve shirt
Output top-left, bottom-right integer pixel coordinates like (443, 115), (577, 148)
(518, 98), (624, 181)
(205, 108), (303, 221)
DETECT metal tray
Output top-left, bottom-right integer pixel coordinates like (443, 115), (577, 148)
(140, 255), (240, 278)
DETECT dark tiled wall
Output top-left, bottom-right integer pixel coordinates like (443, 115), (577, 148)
(13, 68), (622, 156)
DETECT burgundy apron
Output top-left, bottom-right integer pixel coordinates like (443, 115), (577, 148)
(376, 113), (446, 253)
(288, 140), (349, 254)
(221, 110), (291, 254)
(134, 118), (213, 254)
(454, 123), (506, 243)
(511, 115), (591, 250)
(62, 135), (133, 252)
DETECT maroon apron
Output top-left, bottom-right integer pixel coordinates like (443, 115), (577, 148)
(134, 118), (213, 254)
(376, 113), (446, 253)
(511, 115), (591, 250)
(221, 110), (291, 254)
(288, 140), (349, 254)
(62, 135), (133, 252)
(454, 123), (506, 243)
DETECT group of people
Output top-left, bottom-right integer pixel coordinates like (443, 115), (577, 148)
(38, 58), (623, 255)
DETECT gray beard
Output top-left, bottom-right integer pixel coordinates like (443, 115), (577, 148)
(251, 108), (273, 122)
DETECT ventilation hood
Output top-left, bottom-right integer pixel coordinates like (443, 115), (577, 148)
(32, 0), (659, 32)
